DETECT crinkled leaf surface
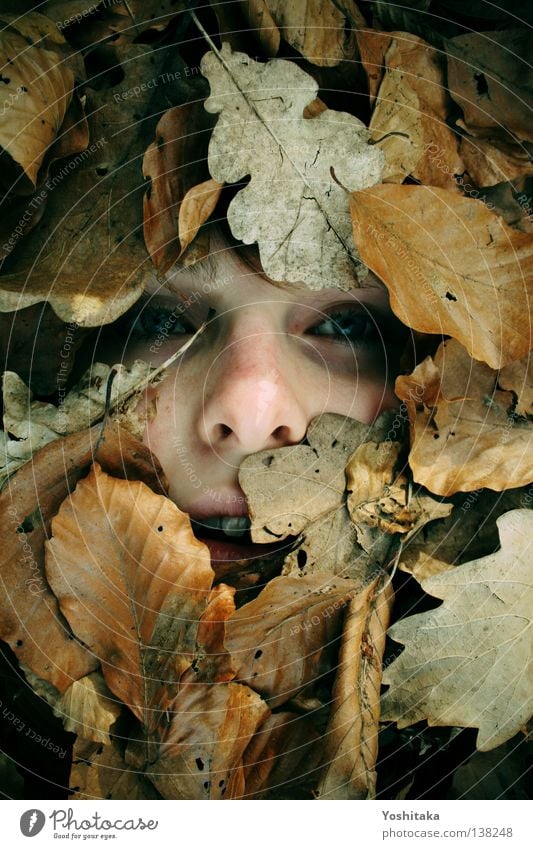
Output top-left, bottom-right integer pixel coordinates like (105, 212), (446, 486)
(350, 184), (533, 368)
(382, 509), (533, 751)
(46, 463), (214, 732)
(55, 671), (121, 744)
(201, 44), (384, 290)
(70, 737), (160, 801)
(396, 339), (533, 495)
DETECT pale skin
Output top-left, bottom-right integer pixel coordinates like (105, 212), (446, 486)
(95, 231), (404, 538)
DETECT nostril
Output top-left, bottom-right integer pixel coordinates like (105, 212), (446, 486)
(271, 425), (290, 442)
(216, 423), (232, 440)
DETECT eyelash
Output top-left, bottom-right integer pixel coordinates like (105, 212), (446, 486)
(308, 309), (378, 346)
(120, 303), (196, 339)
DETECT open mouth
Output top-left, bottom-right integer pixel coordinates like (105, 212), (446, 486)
(191, 516), (293, 564)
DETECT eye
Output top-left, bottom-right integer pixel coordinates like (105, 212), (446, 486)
(308, 308), (377, 346)
(118, 301), (196, 340)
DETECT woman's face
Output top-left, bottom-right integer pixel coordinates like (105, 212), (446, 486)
(95, 234), (403, 564)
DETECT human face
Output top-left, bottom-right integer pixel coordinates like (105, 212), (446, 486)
(95, 234), (403, 564)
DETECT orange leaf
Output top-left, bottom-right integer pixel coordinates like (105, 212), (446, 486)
(45, 463), (213, 731)
(350, 184), (533, 368)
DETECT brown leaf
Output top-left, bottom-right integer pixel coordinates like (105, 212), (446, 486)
(142, 104), (217, 272)
(146, 681), (269, 799)
(0, 422), (167, 692)
(499, 354), (533, 418)
(55, 671), (121, 744)
(46, 463), (213, 732)
(70, 737), (160, 800)
(447, 30), (533, 142)
(317, 572), (393, 798)
(178, 178), (223, 258)
(350, 184), (533, 368)
(369, 68), (424, 183)
(355, 29), (392, 105)
(382, 509), (533, 751)
(224, 573), (360, 708)
(0, 18), (74, 189)
(396, 339), (533, 495)
(242, 711), (323, 799)
(0, 42), (165, 325)
(240, 0), (364, 68)
(460, 135), (533, 188)
(346, 441), (452, 536)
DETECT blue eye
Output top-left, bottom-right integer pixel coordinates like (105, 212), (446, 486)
(309, 309), (376, 345)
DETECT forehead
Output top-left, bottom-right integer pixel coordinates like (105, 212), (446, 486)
(144, 242), (388, 306)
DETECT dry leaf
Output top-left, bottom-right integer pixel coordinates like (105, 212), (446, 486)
(382, 509), (533, 751)
(46, 463), (213, 732)
(0, 422), (167, 692)
(446, 30), (533, 142)
(346, 441), (452, 536)
(224, 573), (360, 709)
(396, 339), (533, 495)
(369, 68), (424, 183)
(317, 572), (393, 798)
(350, 184), (533, 369)
(142, 103), (219, 272)
(146, 681), (270, 800)
(0, 42), (165, 325)
(70, 737), (160, 800)
(201, 44), (384, 290)
(241, 0), (364, 67)
(460, 135), (533, 188)
(355, 29), (393, 105)
(0, 18), (74, 189)
(1, 360), (155, 483)
(499, 354), (533, 418)
(242, 711), (323, 798)
(55, 671), (122, 744)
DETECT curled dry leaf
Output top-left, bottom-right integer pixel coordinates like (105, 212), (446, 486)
(70, 737), (160, 801)
(55, 671), (121, 744)
(0, 16), (74, 190)
(1, 360), (155, 484)
(346, 441), (452, 536)
(382, 509), (533, 751)
(396, 339), (533, 495)
(317, 572), (394, 799)
(201, 44), (384, 291)
(498, 354), (533, 418)
(240, 0), (364, 67)
(459, 135), (533, 189)
(355, 29), (393, 105)
(224, 573), (360, 709)
(446, 30), (533, 142)
(146, 681), (270, 800)
(0, 421), (167, 693)
(142, 103), (219, 273)
(350, 184), (533, 369)
(46, 463), (213, 733)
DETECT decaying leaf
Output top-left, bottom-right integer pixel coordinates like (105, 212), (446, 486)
(499, 354), (533, 418)
(446, 30), (533, 142)
(1, 360), (156, 484)
(369, 68), (424, 183)
(0, 422), (167, 693)
(224, 573), (360, 709)
(55, 671), (122, 744)
(146, 681), (270, 800)
(142, 103), (219, 272)
(382, 509), (533, 751)
(317, 572), (393, 798)
(0, 16), (75, 189)
(396, 339), (533, 495)
(242, 711), (323, 799)
(201, 44), (384, 290)
(70, 737), (160, 800)
(346, 441), (452, 536)
(459, 135), (533, 188)
(350, 184), (533, 369)
(239, 0), (364, 67)
(46, 463), (213, 732)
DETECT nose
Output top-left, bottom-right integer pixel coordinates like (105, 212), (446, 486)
(200, 328), (309, 455)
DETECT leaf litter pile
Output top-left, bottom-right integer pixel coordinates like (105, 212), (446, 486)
(0, 1), (532, 800)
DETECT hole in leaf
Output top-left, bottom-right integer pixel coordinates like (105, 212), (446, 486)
(297, 549), (307, 570)
(262, 455), (274, 467)
(196, 757), (204, 771)
(474, 72), (489, 96)
(16, 639), (23, 647)
(433, 433), (440, 439)
(445, 291), (457, 302)
(96, 167), (108, 176)
(203, 780), (210, 790)
(157, 526), (164, 532)
(219, 779), (225, 787)
(254, 649), (263, 659)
